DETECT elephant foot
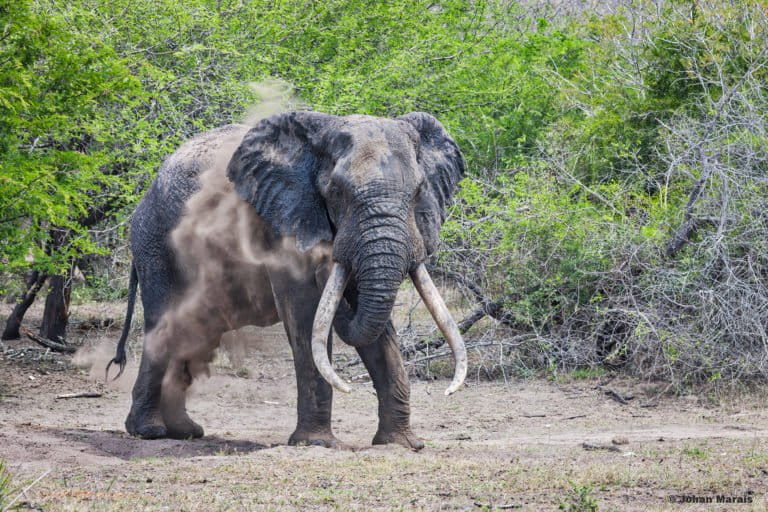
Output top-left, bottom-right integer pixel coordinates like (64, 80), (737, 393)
(125, 409), (168, 440)
(164, 414), (204, 440)
(373, 428), (425, 451)
(288, 429), (343, 449)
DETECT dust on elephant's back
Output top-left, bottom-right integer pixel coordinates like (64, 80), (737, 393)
(152, 125), (330, 370)
(170, 123), (330, 276)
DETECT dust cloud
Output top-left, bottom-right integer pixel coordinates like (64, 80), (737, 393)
(140, 80), (328, 411)
(73, 337), (138, 392)
(242, 79), (306, 126)
(79, 80), (324, 398)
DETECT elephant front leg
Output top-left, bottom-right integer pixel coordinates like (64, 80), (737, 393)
(272, 269), (340, 448)
(356, 321), (424, 451)
(287, 334), (341, 448)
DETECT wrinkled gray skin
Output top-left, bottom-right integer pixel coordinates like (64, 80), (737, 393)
(112, 112), (464, 450)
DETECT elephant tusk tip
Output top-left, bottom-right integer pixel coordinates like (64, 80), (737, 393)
(444, 373), (466, 396)
(334, 379), (352, 393)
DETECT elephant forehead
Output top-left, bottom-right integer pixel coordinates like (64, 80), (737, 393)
(337, 115), (409, 142)
(342, 144), (418, 188)
(333, 122), (419, 186)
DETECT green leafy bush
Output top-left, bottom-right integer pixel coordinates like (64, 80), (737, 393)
(446, 1), (768, 387)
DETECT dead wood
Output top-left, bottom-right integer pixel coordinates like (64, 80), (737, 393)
(581, 442), (621, 453)
(55, 392), (102, 399)
(603, 388), (634, 405)
(20, 327), (77, 353)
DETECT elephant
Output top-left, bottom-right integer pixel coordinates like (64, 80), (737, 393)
(107, 111), (467, 450)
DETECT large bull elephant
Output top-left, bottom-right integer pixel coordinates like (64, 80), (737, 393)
(108, 111), (467, 450)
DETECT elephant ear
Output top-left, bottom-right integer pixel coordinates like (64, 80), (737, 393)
(398, 112), (465, 255)
(227, 111), (335, 252)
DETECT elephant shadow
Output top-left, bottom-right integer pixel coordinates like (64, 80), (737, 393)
(45, 427), (270, 460)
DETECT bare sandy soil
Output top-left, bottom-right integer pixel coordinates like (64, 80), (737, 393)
(0, 301), (766, 511)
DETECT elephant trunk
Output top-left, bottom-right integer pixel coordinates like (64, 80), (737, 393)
(310, 238), (406, 394)
(312, 262), (469, 396)
(333, 233), (407, 347)
(312, 209), (467, 396)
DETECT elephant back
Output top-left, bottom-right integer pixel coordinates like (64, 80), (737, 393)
(156, 124), (250, 202)
(131, 124), (250, 251)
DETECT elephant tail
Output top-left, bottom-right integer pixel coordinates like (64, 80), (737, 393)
(106, 261), (138, 381)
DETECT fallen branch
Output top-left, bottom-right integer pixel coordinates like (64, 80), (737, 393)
(55, 392), (102, 399)
(473, 502), (521, 510)
(427, 265), (530, 327)
(402, 302), (497, 357)
(404, 338), (533, 366)
(402, 293), (526, 358)
(581, 442), (621, 453)
(20, 327), (77, 353)
(603, 389), (634, 405)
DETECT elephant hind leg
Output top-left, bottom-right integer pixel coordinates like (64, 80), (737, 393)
(125, 348), (169, 439)
(157, 313), (229, 439)
(126, 258), (175, 439)
(161, 359), (204, 439)
(127, 292), (227, 440)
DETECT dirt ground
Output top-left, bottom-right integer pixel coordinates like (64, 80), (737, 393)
(0, 300), (766, 511)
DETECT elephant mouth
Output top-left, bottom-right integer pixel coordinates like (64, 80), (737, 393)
(311, 262), (468, 396)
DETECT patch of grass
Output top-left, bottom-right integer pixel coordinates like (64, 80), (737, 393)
(0, 460), (12, 510)
(568, 368), (608, 380)
(682, 445), (709, 460)
(743, 446), (768, 469)
(559, 484), (599, 512)
(13, 437), (768, 510)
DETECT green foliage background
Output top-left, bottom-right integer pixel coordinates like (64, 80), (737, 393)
(2, 0), (767, 385)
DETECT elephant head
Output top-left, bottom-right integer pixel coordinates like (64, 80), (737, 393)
(226, 111), (467, 395)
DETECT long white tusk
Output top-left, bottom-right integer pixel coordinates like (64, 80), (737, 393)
(312, 262), (352, 393)
(410, 263), (468, 395)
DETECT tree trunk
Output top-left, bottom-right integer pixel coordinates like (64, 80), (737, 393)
(2, 271), (48, 340)
(3, 204), (112, 343)
(39, 273), (72, 341)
